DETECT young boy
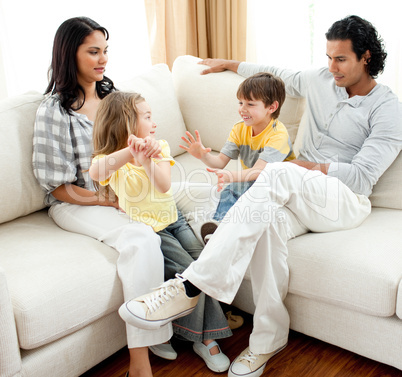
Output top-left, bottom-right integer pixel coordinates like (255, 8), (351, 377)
(180, 72), (295, 242)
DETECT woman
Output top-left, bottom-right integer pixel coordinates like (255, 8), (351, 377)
(32, 17), (167, 377)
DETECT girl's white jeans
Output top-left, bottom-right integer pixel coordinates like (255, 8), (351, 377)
(182, 162), (371, 355)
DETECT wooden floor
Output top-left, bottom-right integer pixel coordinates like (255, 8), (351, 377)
(81, 310), (402, 377)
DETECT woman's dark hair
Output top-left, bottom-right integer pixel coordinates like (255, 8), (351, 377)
(325, 15), (387, 78)
(45, 17), (115, 112)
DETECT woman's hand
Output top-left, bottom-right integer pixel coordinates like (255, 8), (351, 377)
(180, 130), (211, 160)
(52, 183), (121, 208)
(98, 194), (120, 209)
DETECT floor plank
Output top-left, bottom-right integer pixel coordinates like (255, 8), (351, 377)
(81, 311), (402, 377)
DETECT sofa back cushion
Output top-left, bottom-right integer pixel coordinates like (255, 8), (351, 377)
(0, 92), (46, 224)
(369, 103), (402, 209)
(370, 150), (402, 209)
(117, 64), (187, 157)
(0, 65), (186, 225)
(172, 55), (305, 153)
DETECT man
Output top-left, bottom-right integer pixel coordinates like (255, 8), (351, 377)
(118, 15), (402, 377)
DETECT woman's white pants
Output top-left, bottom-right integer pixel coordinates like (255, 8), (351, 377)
(182, 162), (371, 354)
(49, 203), (172, 348)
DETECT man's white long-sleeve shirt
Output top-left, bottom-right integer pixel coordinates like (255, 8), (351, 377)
(238, 63), (402, 197)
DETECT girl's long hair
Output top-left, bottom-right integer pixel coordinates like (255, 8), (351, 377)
(92, 91), (145, 156)
(46, 17), (116, 113)
(92, 92), (145, 198)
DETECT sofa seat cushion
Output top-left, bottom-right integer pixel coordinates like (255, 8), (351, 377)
(0, 210), (123, 350)
(287, 207), (402, 317)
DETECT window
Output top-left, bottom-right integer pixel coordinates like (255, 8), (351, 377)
(247, 0), (401, 100)
(0, 0), (152, 99)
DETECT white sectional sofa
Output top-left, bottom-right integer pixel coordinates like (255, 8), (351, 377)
(1, 55), (402, 377)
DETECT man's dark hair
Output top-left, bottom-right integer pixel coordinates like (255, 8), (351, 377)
(325, 15), (387, 78)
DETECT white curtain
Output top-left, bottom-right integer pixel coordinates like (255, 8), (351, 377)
(0, 0), (152, 100)
(247, 0), (402, 100)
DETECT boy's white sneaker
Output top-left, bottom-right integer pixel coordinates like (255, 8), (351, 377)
(228, 345), (286, 377)
(118, 276), (199, 330)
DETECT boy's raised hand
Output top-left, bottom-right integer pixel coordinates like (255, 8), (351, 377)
(206, 167), (231, 192)
(180, 130), (211, 159)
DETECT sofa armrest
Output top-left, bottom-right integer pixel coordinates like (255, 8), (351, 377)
(0, 267), (22, 377)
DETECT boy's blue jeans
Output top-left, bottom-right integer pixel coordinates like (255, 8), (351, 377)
(213, 181), (256, 221)
(158, 210), (232, 342)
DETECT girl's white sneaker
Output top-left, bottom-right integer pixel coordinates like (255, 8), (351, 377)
(193, 341), (230, 372)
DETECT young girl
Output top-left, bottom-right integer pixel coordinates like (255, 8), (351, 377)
(89, 91), (232, 373)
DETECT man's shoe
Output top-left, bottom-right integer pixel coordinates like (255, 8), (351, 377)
(228, 345), (286, 377)
(118, 276), (199, 330)
(193, 341), (230, 372)
(149, 342), (177, 360)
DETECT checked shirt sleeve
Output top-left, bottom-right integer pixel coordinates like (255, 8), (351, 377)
(32, 97), (81, 201)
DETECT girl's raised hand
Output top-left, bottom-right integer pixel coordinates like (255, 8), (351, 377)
(128, 135), (145, 153)
(180, 130), (211, 159)
(128, 136), (148, 165)
(143, 136), (162, 159)
(128, 135), (162, 162)
(128, 135), (140, 149)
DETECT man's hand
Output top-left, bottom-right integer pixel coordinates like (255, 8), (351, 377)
(180, 130), (212, 159)
(290, 159), (329, 174)
(198, 59), (241, 75)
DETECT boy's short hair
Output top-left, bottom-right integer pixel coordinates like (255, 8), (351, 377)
(237, 72), (286, 119)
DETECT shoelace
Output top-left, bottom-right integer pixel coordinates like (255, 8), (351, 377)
(238, 350), (258, 364)
(143, 280), (181, 313)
